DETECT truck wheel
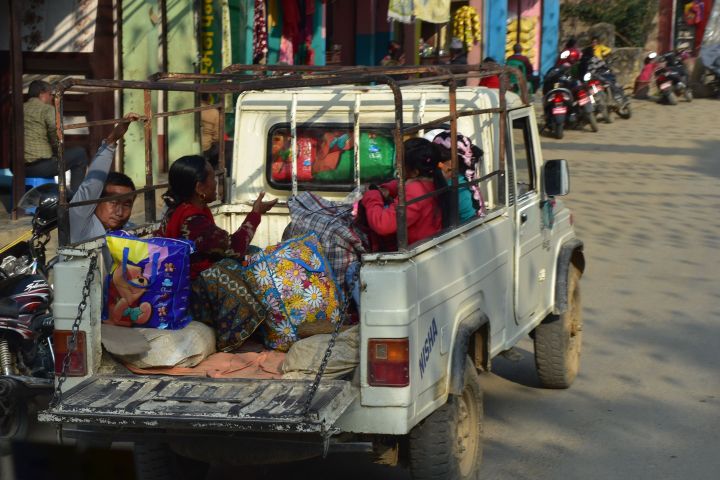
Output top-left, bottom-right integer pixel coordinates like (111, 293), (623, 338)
(533, 264), (583, 389)
(134, 443), (209, 480)
(408, 357), (483, 480)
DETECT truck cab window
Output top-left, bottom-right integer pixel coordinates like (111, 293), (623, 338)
(511, 117), (535, 197)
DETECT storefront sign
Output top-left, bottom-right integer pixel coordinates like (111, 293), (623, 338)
(200, 0), (222, 74)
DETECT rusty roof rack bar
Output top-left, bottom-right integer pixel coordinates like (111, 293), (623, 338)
(53, 64), (527, 249)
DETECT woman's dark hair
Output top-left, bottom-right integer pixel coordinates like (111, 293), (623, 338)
(163, 155), (209, 209)
(403, 137), (449, 225)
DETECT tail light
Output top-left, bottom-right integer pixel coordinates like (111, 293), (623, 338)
(368, 338), (409, 387)
(577, 89), (588, 100)
(553, 93), (565, 103)
(54, 330), (87, 377)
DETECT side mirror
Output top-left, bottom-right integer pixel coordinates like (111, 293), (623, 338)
(544, 159), (570, 196)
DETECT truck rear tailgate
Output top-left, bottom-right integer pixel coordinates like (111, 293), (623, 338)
(39, 375), (357, 433)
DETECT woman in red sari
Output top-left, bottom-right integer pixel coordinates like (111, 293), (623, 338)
(159, 155), (276, 350)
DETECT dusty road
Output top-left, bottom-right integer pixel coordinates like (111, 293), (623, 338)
(481, 98), (720, 479)
(5, 98), (719, 480)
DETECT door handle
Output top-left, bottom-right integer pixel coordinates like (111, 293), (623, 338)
(520, 212), (528, 224)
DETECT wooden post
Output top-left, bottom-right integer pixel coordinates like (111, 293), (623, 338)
(143, 89), (156, 222)
(9, 0), (25, 219)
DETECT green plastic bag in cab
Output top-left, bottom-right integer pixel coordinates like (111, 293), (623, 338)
(314, 132), (395, 182)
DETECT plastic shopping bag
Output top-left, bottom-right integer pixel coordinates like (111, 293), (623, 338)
(104, 232), (194, 330)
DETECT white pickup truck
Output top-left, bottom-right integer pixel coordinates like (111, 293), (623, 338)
(40, 77), (584, 480)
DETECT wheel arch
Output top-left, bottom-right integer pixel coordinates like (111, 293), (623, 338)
(553, 238), (585, 315)
(449, 311), (490, 396)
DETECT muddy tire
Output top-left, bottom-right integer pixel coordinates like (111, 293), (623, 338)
(409, 357), (483, 480)
(0, 398), (28, 440)
(587, 111), (599, 132)
(684, 89), (693, 102)
(534, 264), (583, 389)
(135, 443), (209, 480)
(598, 93), (612, 123)
(618, 103), (632, 119)
(665, 92), (678, 105)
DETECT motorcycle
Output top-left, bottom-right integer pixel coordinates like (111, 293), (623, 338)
(586, 71), (612, 124)
(654, 51), (693, 105)
(542, 65), (599, 139)
(594, 60), (632, 119)
(0, 184), (59, 439)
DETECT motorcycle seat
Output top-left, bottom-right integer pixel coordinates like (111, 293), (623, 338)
(0, 297), (19, 318)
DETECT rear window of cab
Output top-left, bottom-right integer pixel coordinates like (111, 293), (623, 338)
(266, 124), (397, 191)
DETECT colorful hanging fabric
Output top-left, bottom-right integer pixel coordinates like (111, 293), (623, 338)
(388, 0), (414, 23)
(414, 0), (450, 24)
(253, 0), (268, 63)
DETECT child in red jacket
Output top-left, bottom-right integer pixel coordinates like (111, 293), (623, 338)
(361, 138), (447, 250)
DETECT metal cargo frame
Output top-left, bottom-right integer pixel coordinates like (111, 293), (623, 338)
(53, 64), (529, 250)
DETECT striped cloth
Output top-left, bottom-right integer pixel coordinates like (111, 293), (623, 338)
(283, 192), (367, 292)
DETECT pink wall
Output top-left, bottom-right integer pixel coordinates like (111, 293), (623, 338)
(466, 0), (484, 86)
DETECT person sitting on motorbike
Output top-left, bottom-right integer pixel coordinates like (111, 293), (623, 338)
(591, 37), (612, 60)
(360, 138), (447, 250)
(70, 113), (141, 245)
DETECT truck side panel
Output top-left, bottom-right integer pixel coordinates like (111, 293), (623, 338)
(336, 216), (514, 434)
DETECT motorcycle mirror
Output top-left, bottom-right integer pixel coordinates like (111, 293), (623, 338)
(560, 50), (570, 60)
(583, 72), (592, 81)
(18, 183), (61, 210)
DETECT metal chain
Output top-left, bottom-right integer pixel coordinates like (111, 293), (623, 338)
(302, 267), (360, 416)
(49, 253), (98, 407)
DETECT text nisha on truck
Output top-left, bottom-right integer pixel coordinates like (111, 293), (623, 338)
(38, 65), (585, 480)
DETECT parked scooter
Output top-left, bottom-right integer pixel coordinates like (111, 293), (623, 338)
(543, 62), (598, 139)
(654, 51), (693, 105)
(0, 184), (59, 439)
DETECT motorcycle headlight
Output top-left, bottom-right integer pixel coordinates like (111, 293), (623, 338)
(583, 73), (592, 82)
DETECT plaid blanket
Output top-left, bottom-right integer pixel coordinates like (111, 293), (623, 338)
(283, 192), (367, 292)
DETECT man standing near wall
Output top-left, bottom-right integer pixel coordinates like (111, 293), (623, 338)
(23, 80), (88, 193)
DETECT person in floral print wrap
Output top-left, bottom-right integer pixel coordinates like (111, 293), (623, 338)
(159, 155), (277, 350)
